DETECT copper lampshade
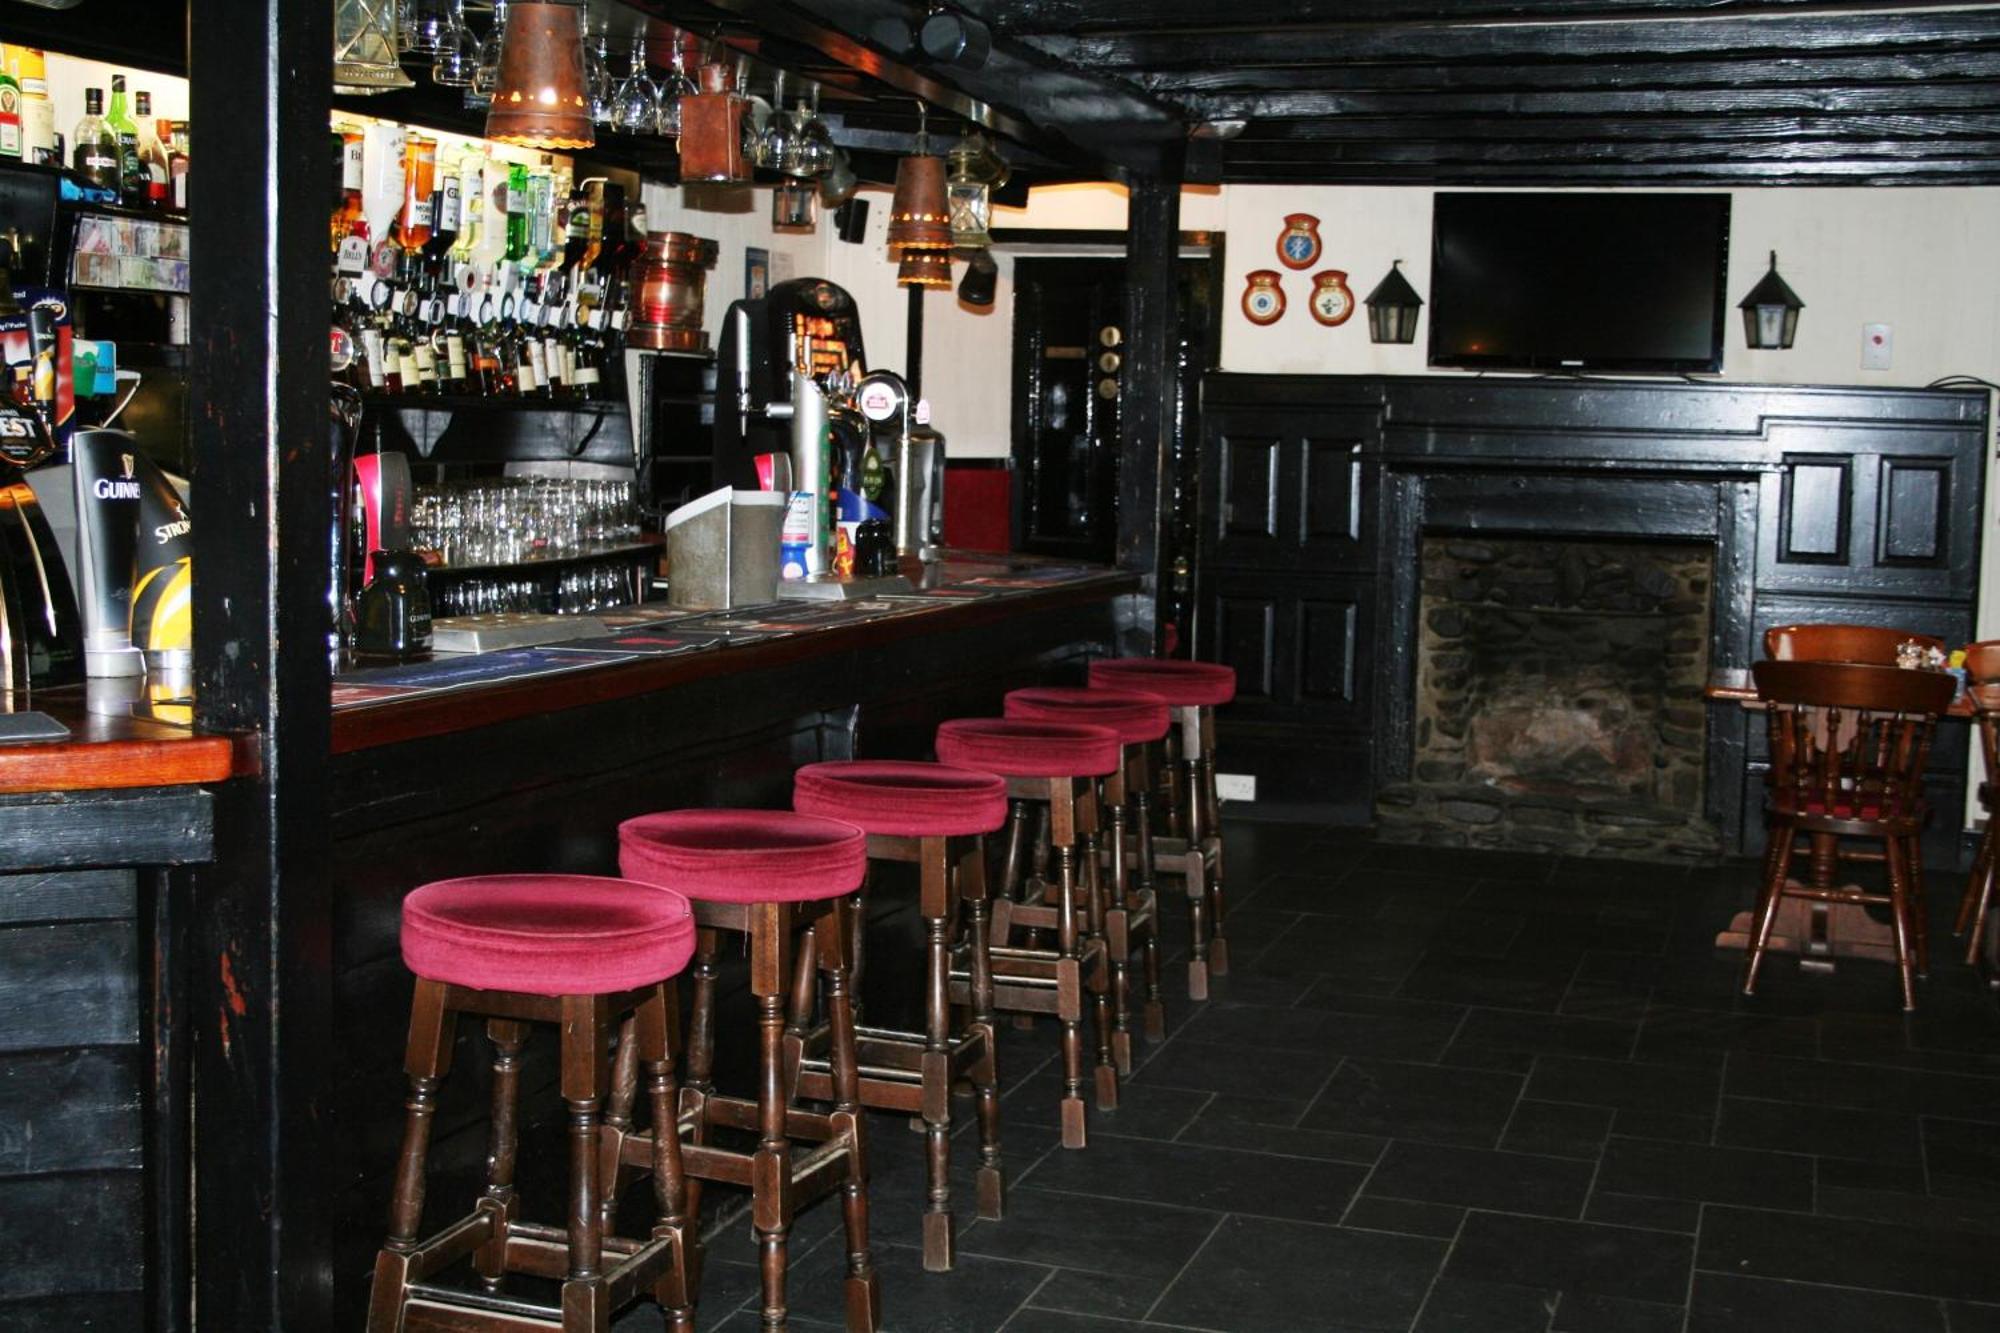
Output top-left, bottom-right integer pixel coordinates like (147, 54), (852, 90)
(886, 155), (952, 253)
(896, 248), (952, 289)
(484, 1), (594, 150)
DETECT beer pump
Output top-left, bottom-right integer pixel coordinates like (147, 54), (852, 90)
(854, 370), (945, 564)
(0, 302), (83, 696)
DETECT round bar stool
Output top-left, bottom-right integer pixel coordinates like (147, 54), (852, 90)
(1004, 685), (1171, 1073)
(366, 874), (699, 1333)
(617, 810), (880, 1333)
(936, 716), (1121, 1149)
(791, 759), (1008, 1272)
(1089, 658), (1238, 1001)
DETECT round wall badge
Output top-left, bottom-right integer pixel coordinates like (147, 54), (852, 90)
(1277, 213), (1322, 270)
(1242, 270), (1286, 326)
(1309, 270), (1356, 327)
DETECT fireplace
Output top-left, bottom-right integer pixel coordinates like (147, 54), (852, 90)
(1376, 535), (1722, 860)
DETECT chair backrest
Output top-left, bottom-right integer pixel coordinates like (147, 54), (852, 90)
(1962, 640), (2000, 783)
(1752, 659), (1952, 822)
(1763, 622), (1946, 665)
(1964, 639), (2000, 686)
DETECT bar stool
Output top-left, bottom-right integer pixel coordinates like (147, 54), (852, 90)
(366, 874), (699, 1333)
(617, 809), (881, 1333)
(1954, 640), (2000, 965)
(791, 759), (1007, 1272)
(1088, 658), (1238, 999)
(936, 716), (1121, 1149)
(1004, 685), (1171, 1072)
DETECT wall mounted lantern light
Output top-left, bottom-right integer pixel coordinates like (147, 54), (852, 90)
(1363, 260), (1424, 345)
(1738, 250), (1804, 350)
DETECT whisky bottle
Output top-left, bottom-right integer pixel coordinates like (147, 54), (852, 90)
(105, 75), (144, 206)
(135, 92), (168, 207)
(72, 88), (119, 194)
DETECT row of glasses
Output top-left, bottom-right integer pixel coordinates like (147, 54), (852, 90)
(431, 562), (635, 618)
(411, 477), (639, 568)
(603, 32), (695, 138)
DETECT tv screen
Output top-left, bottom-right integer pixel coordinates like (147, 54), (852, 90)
(1428, 193), (1731, 374)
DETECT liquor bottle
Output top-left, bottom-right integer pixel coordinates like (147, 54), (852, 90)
(11, 48), (54, 165)
(398, 135), (435, 255)
(135, 92), (168, 207)
(332, 128), (365, 252)
(425, 151), (461, 267)
(105, 75), (144, 206)
(450, 149), (483, 267)
(523, 155), (553, 270)
(356, 282), (390, 393)
(0, 50), (22, 160)
(72, 89), (119, 194)
(503, 161), (529, 263)
(541, 288), (570, 400)
(476, 292), (510, 397)
(435, 291), (469, 395)
(562, 185), (592, 274)
(570, 307), (602, 401)
(167, 122), (189, 211)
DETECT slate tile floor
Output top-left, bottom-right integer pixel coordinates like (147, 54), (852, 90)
(616, 820), (2000, 1331)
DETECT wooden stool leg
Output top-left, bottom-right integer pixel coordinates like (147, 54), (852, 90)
(1184, 756), (1212, 1001)
(682, 927), (722, 1223)
(918, 840), (955, 1272)
(820, 899), (881, 1331)
(1962, 824), (1998, 966)
(598, 1016), (640, 1233)
(558, 995), (608, 1331)
(1080, 828), (1118, 1112)
(1053, 843), (1088, 1149)
(991, 799), (1031, 946)
(959, 837), (1004, 1221)
(1886, 836), (1920, 1011)
(636, 985), (697, 1333)
(367, 979), (456, 1332)
(1198, 710), (1231, 978)
(752, 983), (793, 1332)
(1133, 789), (1165, 1042)
(1906, 837), (1930, 977)
(475, 1018), (528, 1288)
(1743, 824), (1797, 996)
(1106, 799), (1134, 1077)
(1161, 728), (1185, 840)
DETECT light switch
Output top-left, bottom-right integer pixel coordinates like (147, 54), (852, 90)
(1862, 323), (1893, 370)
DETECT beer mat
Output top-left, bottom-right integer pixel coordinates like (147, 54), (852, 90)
(596, 608), (706, 629)
(942, 575), (1063, 592)
(543, 630), (730, 656)
(887, 585), (996, 599)
(740, 599), (934, 626)
(331, 682), (424, 710)
(335, 648), (638, 694)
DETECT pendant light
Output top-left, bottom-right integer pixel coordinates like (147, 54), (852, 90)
(1738, 251), (1804, 350)
(484, 0), (594, 151)
(1363, 260), (1425, 345)
(887, 103), (952, 258)
(896, 248), (952, 289)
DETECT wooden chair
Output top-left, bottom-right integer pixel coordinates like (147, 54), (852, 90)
(1953, 640), (2000, 965)
(1764, 622), (1946, 665)
(1747, 659), (1953, 1010)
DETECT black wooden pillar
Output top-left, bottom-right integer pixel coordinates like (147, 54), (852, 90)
(187, 0), (336, 1325)
(1117, 160), (1183, 651)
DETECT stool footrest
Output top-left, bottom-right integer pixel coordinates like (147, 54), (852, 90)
(401, 1224), (684, 1332)
(386, 1205), (502, 1289)
(795, 1024), (993, 1114)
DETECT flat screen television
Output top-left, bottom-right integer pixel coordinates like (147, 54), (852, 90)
(1428, 192), (1731, 374)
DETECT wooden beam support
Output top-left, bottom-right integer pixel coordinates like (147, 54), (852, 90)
(188, 0), (336, 1325)
(987, 0), (1962, 33)
(1217, 159), (2000, 184)
(1224, 110), (2000, 143)
(1116, 161), (1184, 652)
(1189, 78), (2000, 122)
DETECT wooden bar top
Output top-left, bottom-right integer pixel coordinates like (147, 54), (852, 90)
(0, 687), (238, 794)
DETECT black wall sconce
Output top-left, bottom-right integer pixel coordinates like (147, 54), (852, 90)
(1364, 260), (1424, 345)
(1739, 250), (1804, 350)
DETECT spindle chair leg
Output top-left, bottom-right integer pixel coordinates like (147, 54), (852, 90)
(681, 927), (722, 1223)
(753, 983), (793, 1331)
(367, 980), (455, 1332)
(1133, 789), (1165, 1040)
(1053, 843), (1088, 1149)
(1961, 825), (1998, 966)
(635, 986), (697, 1333)
(819, 899), (881, 1331)
(476, 1018), (528, 1287)
(960, 840), (1004, 1220)
(1886, 837), (1919, 1011)
(1743, 827), (1797, 996)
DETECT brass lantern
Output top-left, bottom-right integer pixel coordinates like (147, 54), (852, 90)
(335, 0), (416, 94)
(945, 130), (1008, 249)
(484, 1), (595, 150)
(773, 177), (816, 232)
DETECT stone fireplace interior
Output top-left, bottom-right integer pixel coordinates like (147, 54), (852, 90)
(1378, 535), (1719, 860)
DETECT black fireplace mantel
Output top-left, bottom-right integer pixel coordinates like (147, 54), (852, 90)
(1196, 374), (1988, 858)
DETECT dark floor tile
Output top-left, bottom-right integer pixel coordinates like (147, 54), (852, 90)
(1254, 918), (1434, 990)
(1398, 951), (1576, 1013)
(1585, 1190), (1701, 1233)
(1294, 983), (1470, 1022)
(1525, 1052), (1722, 1119)
(1946, 1301), (2000, 1332)
(1000, 1072), (1209, 1145)
(1552, 1292), (1685, 1333)
(1687, 1272), (1947, 1333)
(1177, 1092), (1387, 1164)
(1442, 1008), (1638, 1073)
(956, 1189), (1220, 1322)
(1413, 1276), (1558, 1333)
(1021, 1130), (1369, 1226)
(1698, 1204), (2000, 1303)
(1817, 1153), (1928, 1195)
(778, 1240), (1050, 1332)
(1816, 1180), (2000, 1236)
(1365, 1140), (1592, 1218)
(1151, 1214), (1447, 1333)
(1445, 1210), (1693, 1305)
(1301, 1058), (1525, 1149)
(1501, 1100), (1613, 1159)
(1596, 1136), (1814, 1210)
(1613, 1107), (1716, 1144)
(1726, 1054), (2000, 1124)
(1358, 843), (1554, 883)
(1001, 1311), (1149, 1333)
(1633, 1006), (1820, 1068)
(1248, 870), (1392, 918)
(1342, 1194), (1466, 1239)
(1181, 997), (1465, 1064)
(1129, 1036), (1340, 1103)
(1716, 1095), (1922, 1166)
(1924, 1116), (2000, 1197)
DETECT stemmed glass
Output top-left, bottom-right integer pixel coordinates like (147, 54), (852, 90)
(466, 0), (508, 107)
(611, 36), (662, 135)
(757, 70), (794, 170)
(431, 0), (480, 87)
(657, 35), (693, 140)
(789, 86), (835, 177)
(586, 29), (617, 126)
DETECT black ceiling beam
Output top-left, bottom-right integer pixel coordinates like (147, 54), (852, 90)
(646, 0), (1185, 177)
(983, 0), (1962, 34)
(1219, 159), (2000, 184)
(1025, 11), (2000, 70)
(1224, 136), (2000, 164)
(1187, 79), (2000, 122)
(1222, 110), (2000, 142)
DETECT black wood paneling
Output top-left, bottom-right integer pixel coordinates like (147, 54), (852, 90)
(1197, 375), (1986, 855)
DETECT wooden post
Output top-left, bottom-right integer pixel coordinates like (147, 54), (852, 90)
(188, 0), (336, 1325)
(1117, 160), (1183, 652)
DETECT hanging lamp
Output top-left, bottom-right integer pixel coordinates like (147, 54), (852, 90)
(887, 104), (951, 256)
(484, 0), (594, 150)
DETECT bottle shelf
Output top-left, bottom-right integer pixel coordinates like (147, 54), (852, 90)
(360, 392), (626, 415)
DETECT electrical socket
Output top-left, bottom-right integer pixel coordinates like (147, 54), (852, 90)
(1216, 773), (1257, 802)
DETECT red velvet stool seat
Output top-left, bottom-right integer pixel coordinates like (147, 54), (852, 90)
(793, 760), (1008, 1271)
(1006, 687), (1170, 1072)
(936, 717), (1121, 1149)
(1089, 657), (1239, 1000)
(368, 875), (700, 1333)
(615, 810), (880, 1333)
